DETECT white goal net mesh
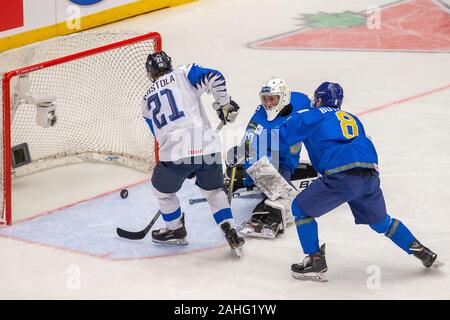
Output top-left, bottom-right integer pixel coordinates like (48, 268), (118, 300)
(0, 31), (160, 224)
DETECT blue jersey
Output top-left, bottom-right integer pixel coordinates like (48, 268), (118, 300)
(243, 91), (311, 175)
(281, 106), (378, 176)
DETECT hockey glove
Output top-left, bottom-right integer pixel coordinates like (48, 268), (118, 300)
(213, 100), (240, 124)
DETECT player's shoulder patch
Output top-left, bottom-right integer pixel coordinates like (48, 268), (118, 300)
(254, 124), (264, 135)
(290, 142), (302, 154)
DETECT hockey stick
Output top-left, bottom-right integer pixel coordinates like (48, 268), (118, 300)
(227, 139), (249, 204)
(227, 166), (237, 204)
(116, 210), (161, 240)
(117, 121), (225, 239)
(189, 191), (264, 205)
(215, 121), (224, 133)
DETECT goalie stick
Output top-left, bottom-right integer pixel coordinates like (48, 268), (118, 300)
(189, 190), (264, 205)
(116, 210), (161, 240)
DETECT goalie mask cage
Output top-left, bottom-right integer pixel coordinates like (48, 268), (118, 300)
(1, 31), (162, 225)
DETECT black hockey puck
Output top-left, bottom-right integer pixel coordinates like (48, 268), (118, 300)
(120, 189), (128, 199)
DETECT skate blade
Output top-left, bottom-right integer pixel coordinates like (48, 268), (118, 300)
(432, 260), (445, 268)
(239, 229), (276, 239)
(236, 223), (252, 232)
(152, 238), (189, 245)
(292, 271), (328, 282)
(232, 247), (243, 258)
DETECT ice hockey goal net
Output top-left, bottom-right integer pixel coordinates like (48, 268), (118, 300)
(0, 31), (161, 225)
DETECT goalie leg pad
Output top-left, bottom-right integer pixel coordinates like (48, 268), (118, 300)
(238, 217), (281, 239)
(264, 198), (294, 233)
(237, 198), (288, 239)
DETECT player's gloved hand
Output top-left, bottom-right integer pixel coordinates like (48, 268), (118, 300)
(213, 99), (240, 124)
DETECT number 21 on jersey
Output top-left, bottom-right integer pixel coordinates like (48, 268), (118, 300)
(146, 89), (185, 129)
(335, 111), (359, 139)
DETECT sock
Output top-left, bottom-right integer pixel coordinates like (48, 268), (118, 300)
(161, 207), (182, 230)
(370, 214), (417, 254)
(213, 208), (233, 226)
(292, 203), (320, 254)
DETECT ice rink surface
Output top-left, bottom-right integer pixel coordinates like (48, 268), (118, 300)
(0, 0), (449, 299)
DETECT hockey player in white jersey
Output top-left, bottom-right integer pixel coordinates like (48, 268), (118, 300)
(142, 51), (244, 254)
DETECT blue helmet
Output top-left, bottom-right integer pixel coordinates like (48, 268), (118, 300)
(145, 51), (173, 81)
(313, 82), (344, 109)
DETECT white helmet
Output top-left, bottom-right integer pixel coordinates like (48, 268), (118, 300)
(259, 77), (291, 121)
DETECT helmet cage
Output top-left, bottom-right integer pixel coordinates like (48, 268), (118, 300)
(259, 78), (291, 121)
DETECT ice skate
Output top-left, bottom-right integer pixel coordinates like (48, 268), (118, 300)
(291, 244), (328, 282)
(409, 241), (444, 268)
(151, 213), (188, 245)
(221, 222), (245, 257)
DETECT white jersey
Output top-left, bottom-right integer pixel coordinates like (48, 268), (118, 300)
(141, 64), (230, 162)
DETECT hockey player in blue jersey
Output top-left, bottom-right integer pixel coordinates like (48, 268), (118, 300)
(281, 82), (439, 281)
(142, 51), (244, 254)
(227, 78), (317, 238)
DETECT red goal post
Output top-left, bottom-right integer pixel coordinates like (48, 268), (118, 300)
(1, 31), (162, 225)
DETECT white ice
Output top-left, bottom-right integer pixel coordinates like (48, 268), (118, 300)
(1, 0), (449, 299)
